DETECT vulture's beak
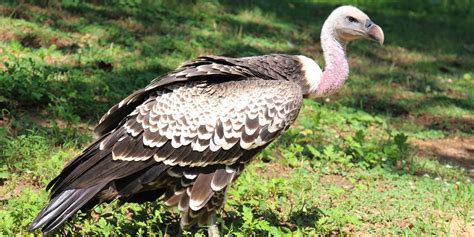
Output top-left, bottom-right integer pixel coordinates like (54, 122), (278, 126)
(365, 19), (384, 45)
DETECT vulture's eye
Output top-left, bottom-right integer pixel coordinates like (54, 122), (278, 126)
(347, 16), (358, 23)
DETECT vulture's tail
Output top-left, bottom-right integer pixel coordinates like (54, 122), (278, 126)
(28, 183), (107, 234)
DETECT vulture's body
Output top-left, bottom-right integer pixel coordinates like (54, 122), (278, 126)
(29, 54), (315, 232)
(29, 6), (384, 234)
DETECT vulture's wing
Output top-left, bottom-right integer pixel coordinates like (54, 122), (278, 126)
(31, 58), (304, 234)
(49, 78), (302, 194)
(94, 54), (301, 135)
(95, 56), (257, 135)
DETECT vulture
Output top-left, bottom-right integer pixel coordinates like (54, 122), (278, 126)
(29, 5), (384, 236)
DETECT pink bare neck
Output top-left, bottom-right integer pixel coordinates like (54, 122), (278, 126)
(315, 27), (349, 97)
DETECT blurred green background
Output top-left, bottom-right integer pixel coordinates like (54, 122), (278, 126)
(0, 0), (472, 236)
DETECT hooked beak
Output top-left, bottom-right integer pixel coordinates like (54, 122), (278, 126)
(365, 20), (384, 45)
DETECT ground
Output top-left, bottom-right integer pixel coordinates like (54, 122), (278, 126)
(412, 136), (474, 176)
(0, 1), (473, 236)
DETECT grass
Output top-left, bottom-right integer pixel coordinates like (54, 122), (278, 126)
(0, 0), (473, 236)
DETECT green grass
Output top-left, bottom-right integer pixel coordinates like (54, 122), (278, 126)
(1, 0), (473, 236)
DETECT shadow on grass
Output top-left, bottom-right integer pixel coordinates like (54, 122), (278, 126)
(222, 205), (324, 233)
(57, 201), (324, 235)
(220, 0), (474, 56)
(0, 59), (174, 123)
(4, 1), (473, 57)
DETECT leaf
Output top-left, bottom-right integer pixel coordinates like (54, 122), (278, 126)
(256, 219), (271, 231)
(394, 133), (408, 151)
(242, 206), (253, 224)
(354, 130), (365, 144)
(0, 171), (10, 179)
(306, 144), (321, 157)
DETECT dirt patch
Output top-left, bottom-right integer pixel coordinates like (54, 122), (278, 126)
(410, 115), (474, 133)
(412, 136), (474, 176)
(256, 160), (293, 180)
(0, 26), (16, 42)
(29, 113), (94, 131)
(448, 215), (474, 237)
(0, 178), (39, 201)
(3, 111), (94, 137)
(320, 174), (353, 189)
(116, 18), (148, 33)
(6, 3), (56, 21)
(20, 34), (42, 48)
(354, 210), (473, 236)
(431, 210), (474, 237)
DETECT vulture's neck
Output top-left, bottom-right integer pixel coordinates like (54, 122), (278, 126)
(313, 22), (349, 97)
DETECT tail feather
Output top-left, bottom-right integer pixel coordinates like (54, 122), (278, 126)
(28, 183), (107, 234)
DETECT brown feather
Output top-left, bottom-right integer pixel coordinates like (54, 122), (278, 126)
(178, 192), (190, 211)
(189, 173), (214, 211)
(164, 193), (183, 206)
(211, 168), (235, 191)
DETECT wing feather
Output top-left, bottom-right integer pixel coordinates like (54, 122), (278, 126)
(211, 168), (235, 192)
(103, 79), (302, 167)
(95, 56), (255, 135)
(189, 173), (214, 211)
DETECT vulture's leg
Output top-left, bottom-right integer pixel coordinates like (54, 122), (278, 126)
(207, 214), (220, 237)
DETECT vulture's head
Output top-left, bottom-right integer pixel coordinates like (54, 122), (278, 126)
(324, 5), (384, 45)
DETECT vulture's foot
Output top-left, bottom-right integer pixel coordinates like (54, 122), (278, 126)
(207, 215), (220, 237)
